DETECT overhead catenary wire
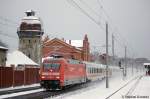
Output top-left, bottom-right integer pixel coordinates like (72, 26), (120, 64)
(0, 1), (138, 59)
(96, 0), (111, 21)
(96, 0), (115, 32)
(68, 0), (123, 45)
(79, 0), (102, 20)
(66, 0), (105, 30)
(67, 0), (137, 59)
(96, 0), (137, 58)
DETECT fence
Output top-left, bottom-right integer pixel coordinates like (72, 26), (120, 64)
(0, 67), (40, 88)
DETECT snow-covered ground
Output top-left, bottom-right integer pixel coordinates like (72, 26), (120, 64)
(0, 83), (40, 92)
(132, 76), (150, 97)
(0, 89), (43, 99)
(0, 83), (42, 99)
(51, 67), (146, 99)
(109, 76), (150, 99)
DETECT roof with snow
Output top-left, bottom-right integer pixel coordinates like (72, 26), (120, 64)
(143, 63), (150, 65)
(0, 46), (8, 50)
(21, 16), (41, 24)
(0, 41), (8, 50)
(66, 40), (83, 48)
(6, 50), (38, 67)
(25, 9), (35, 13)
(21, 10), (41, 24)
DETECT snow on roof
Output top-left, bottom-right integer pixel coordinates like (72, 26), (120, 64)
(66, 40), (83, 47)
(143, 63), (150, 65)
(0, 45), (8, 50)
(6, 50), (38, 67)
(25, 9), (35, 13)
(23, 16), (39, 20)
(21, 17), (41, 24)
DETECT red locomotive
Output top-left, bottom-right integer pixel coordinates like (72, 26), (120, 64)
(40, 56), (114, 90)
(40, 56), (86, 90)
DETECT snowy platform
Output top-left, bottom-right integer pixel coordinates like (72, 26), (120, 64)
(0, 83), (40, 92)
(131, 76), (150, 98)
(107, 75), (150, 99)
(0, 83), (40, 96)
(51, 70), (146, 99)
(0, 84), (42, 98)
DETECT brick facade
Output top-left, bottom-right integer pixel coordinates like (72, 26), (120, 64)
(42, 35), (90, 61)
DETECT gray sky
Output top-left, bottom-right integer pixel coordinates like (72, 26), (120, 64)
(0, 0), (150, 59)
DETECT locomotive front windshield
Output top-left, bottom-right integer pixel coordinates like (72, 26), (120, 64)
(43, 63), (60, 70)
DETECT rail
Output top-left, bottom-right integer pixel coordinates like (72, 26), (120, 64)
(105, 75), (143, 99)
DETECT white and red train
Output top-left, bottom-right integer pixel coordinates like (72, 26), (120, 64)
(40, 57), (116, 90)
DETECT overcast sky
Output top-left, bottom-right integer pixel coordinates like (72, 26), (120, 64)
(0, 0), (150, 59)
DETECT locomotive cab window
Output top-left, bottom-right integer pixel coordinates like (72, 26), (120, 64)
(43, 63), (60, 70)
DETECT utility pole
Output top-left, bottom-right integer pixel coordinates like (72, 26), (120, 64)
(124, 46), (127, 77)
(112, 34), (115, 65)
(106, 22), (109, 88)
(132, 57), (134, 75)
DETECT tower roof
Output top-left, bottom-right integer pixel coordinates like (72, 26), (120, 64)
(25, 9), (35, 16)
(21, 17), (41, 24)
(17, 10), (44, 37)
(22, 10), (40, 24)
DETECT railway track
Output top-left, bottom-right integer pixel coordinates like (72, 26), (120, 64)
(125, 76), (142, 96)
(105, 75), (143, 99)
(1, 75), (143, 99)
(2, 79), (103, 99)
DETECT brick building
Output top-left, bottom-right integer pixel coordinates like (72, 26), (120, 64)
(42, 34), (90, 61)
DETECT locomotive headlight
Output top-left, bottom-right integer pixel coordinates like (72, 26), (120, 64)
(41, 76), (45, 79)
(56, 76), (60, 79)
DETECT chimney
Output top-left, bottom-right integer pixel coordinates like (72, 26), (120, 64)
(62, 38), (64, 41)
(69, 40), (71, 45)
(84, 34), (88, 41)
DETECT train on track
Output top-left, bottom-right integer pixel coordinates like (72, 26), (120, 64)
(40, 56), (118, 90)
